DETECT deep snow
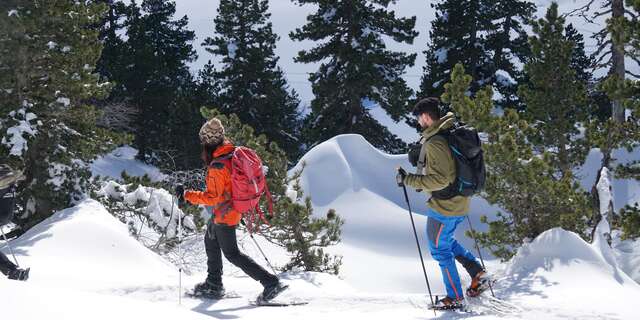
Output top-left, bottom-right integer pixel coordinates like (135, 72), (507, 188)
(2, 135), (639, 319)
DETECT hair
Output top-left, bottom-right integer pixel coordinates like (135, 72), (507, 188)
(201, 138), (231, 165)
(412, 97), (441, 120)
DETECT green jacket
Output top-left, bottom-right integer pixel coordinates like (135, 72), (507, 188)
(403, 112), (470, 216)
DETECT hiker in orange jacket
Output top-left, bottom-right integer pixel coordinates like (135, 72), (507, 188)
(179, 118), (286, 301)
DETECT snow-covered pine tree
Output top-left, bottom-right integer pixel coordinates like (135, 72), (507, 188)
(290, 0), (417, 153)
(0, 0), (125, 228)
(118, 0), (198, 165)
(419, 0), (534, 110)
(202, 0), (302, 161)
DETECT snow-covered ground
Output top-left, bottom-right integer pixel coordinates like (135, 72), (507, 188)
(2, 136), (639, 319)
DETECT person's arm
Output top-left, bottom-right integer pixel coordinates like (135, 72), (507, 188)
(184, 168), (227, 206)
(403, 138), (455, 192)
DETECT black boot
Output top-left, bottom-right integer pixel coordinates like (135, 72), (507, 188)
(261, 281), (288, 302)
(7, 268), (29, 281)
(191, 280), (225, 299)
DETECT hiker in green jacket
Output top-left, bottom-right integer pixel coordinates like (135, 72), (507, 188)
(397, 97), (490, 309)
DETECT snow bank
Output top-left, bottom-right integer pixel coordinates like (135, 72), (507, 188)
(502, 228), (640, 319)
(3, 199), (178, 291)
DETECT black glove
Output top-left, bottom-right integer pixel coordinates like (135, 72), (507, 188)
(396, 167), (407, 187)
(175, 184), (185, 207)
(408, 144), (421, 167)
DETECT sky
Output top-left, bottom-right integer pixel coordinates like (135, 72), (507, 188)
(174, 0), (437, 106)
(172, 0), (608, 141)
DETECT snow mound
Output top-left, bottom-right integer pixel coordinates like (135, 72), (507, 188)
(294, 134), (412, 208)
(292, 134), (502, 293)
(501, 228), (640, 319)
(5, 199), (177, 290)
(91, 145), (165, 181)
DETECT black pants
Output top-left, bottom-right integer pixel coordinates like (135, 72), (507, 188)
(0, 251), (16, 276)
(205, 222), (277, 287)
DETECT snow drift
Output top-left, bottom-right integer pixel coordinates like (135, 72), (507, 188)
(5, 200), (178, 291)
(501, 228), (640, 319)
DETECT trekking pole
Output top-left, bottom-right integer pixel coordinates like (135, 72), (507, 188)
(170, 192), (182, 305)
(242, 218), (278, 275)
(1, 184), (21, 267)
(0, 227), (19, 267)
(465, 215), (495, 298)
(400, 182), (436, 316)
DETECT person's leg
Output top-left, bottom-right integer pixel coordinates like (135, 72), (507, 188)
(215, 224), (278, 286)
(449, 218), (483, 278)
(426, 215), (464, 301)
(0, 251), (16, 276)
(204, 221), (223, 286)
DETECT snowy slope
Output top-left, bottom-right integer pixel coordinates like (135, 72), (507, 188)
(292, 134), (501, 294)
(2, 135), (639, 319)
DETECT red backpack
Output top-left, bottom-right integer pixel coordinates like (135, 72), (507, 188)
(228, 146), (273, 232)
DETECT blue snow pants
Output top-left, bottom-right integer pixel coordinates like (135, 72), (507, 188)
(425, 208), (483, 300)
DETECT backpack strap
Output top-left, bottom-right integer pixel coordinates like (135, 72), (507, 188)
(416, 129), (451, 175)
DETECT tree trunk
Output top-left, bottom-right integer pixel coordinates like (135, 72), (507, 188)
(611, 0), (626, 122)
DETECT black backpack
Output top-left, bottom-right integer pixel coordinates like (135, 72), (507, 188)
(429, 124), (486, 200)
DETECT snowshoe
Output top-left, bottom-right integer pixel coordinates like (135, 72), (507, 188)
(7, 267), (29, 281)
(260, 281), (289, 302)
(186, 281), (228, 300)
(251, 298), (308, 307)
(428, 296), (465, 311)
(466, 271), (493, 297)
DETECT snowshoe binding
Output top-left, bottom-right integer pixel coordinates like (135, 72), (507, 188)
(7, 267), (29, 281)
(259, 281), (289, 302)
(466, 271), (493, 297)
(429, 296), (465, 311)
(186, 281), (230, 300)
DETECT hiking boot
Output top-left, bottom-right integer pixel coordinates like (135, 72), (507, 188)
(192, 281), (225, 299)
(466, 270), (492, 297)
(430, 296), (464, 310)
(7, 268), (29, 281)
(261, 281), (288, 302)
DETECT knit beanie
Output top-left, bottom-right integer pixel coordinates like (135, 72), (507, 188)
(199, 118), (225, 146)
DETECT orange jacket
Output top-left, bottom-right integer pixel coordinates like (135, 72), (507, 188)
(184, 142), (242, 226)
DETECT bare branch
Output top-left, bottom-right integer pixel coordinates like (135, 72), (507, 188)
(563, 0), (598, 22)
(625, 70), (640, 78)
(594, 9), (613, 19)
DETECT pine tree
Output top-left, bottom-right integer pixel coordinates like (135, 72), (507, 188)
(419, 0), (534, 110)
(443, 63), (593, 261)
(95, 0), (129, 86)
(517, 7), (590, 178)
(119, 0), (198, 164)
(290, 0), (418, 153)
(202, 0), (302, 160)
(200, 107), (344, 274)
(442, 4), (596, 260)
(0, 0), (125, 228)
